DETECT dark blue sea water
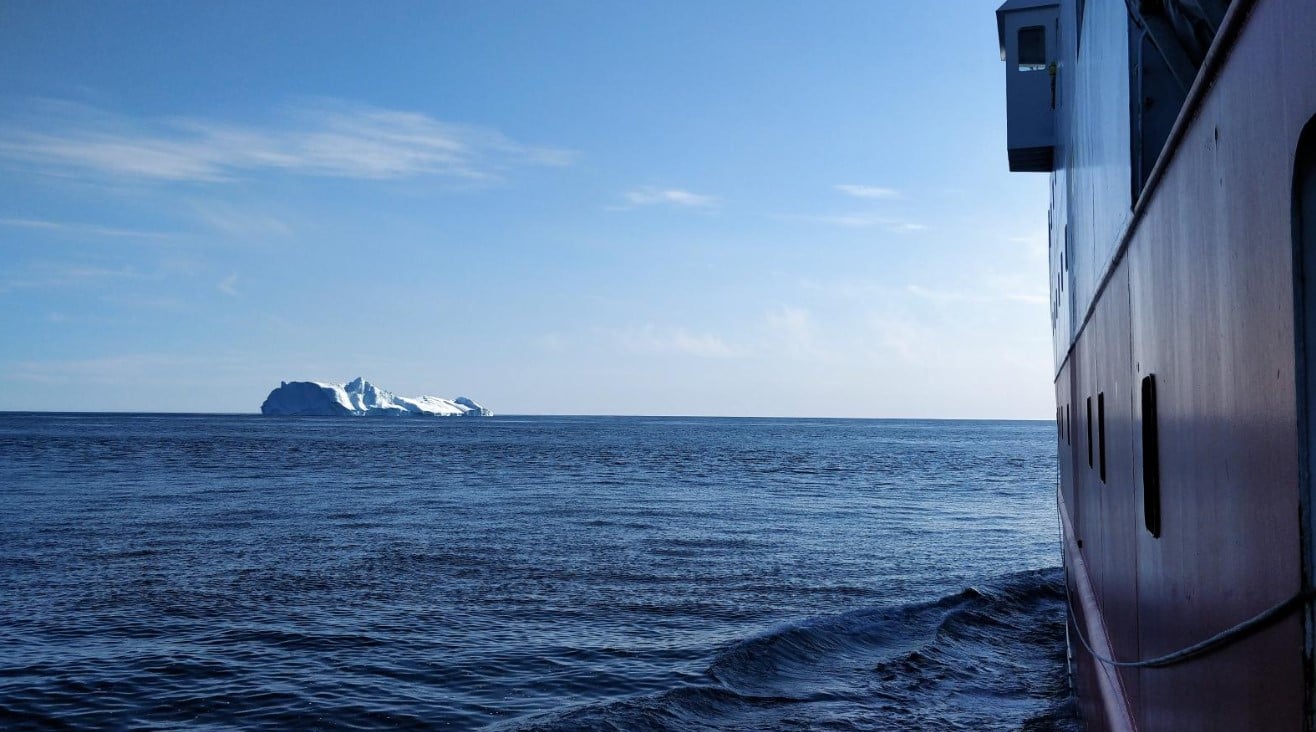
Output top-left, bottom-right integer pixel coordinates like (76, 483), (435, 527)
(0, 414), (1077, 730)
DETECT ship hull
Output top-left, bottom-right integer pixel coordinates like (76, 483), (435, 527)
(1040, 0), (1316, 728)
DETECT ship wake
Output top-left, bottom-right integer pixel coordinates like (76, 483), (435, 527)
(511, 567), (1079, 731)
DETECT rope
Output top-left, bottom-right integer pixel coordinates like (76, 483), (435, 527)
(1056, 484), (1315, 669)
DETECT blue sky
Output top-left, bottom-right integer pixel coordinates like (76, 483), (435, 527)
(0, 1), (1051, 417)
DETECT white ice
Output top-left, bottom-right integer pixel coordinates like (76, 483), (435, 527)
(261, 377), (493, 417)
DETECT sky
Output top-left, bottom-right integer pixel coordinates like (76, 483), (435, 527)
(0, 1), (1052, 418)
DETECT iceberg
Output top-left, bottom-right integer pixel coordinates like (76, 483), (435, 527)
(260, 377), (492, 417)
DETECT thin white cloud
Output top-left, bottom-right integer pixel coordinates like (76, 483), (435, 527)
(0, 261), (142, 291)
(1008, 230), (1049, 259)
(10, 353), (244, 384)
(613, 324), (740, 358)
(905, 283), (1046, 306)
(868, 313), (933, 364)
(217, 273), (239, 297)
(816, 214), (883, 228)
(616, 187), (717, 209)
(533, 332), (568, 352)
(797, 277), (891, 301)
(905, 284), (978, 302)
(0, 217), (177, 240)
(765, 306), (827, 360)
(835, 184), (901, 199)
(0, 98), (575, 183)
(189, 201), (293, 239)
(785, 212), (926, 232)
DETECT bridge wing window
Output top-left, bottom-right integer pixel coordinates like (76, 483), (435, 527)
(1018, 26), (1047, 71)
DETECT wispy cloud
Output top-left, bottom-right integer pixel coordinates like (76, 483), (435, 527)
(782, 212), (926, 232)
(0, 98), (575, 183)
(189, 201), (293, 239)
(9, 353), (243, 384)
(764, 306), (828, 360)
(615, 187), (717, 210)
(868, 313), (935, 364)
(612, 324), (740, 358)
(821, 214), (925, 231)
(0, 261), (142, 291)
(1008, 230), (1048, 259)
(906, 283), (1046, 306)
(835, 184), (901, 199)
(0, 216), (177, 240)
(533, 332), (568, 352)
(217, 273), (239, 297)
(905, 284), (980, 302)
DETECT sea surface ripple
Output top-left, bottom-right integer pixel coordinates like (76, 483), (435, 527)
(0, 414), (1076, 730)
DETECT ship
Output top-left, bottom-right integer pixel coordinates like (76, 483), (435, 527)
(996, 0), (1316, 728)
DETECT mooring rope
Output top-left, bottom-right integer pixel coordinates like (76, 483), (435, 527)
(1055, 484), (1314, 669)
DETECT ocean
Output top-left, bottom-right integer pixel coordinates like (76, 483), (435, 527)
(0, 414), (1077, 730)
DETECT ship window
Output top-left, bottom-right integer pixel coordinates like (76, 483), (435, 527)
(1295, 117), (1316, 605)
(1098, 392), (1107, 483)
(1076, 0), (1087, 50)
(1086, 396), (1093, 468)
(1018, 26), (1047, 71)
(1141, 375), (1161, 537)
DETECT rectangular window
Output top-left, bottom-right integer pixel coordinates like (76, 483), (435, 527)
(1018, 26), (1047, 71)
(1141, 375), (1161, 537)
(1086, 396), (1093, 468)
(1098, 392), (1107, 483)
(1077, 0), (1087, 50)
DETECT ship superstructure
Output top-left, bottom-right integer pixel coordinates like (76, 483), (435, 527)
(998, 0), (1316, 728)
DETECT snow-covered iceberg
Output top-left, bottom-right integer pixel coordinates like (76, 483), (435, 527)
(260, 377), (492, 417)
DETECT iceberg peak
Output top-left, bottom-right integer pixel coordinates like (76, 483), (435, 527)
(260, 378), (493, 417)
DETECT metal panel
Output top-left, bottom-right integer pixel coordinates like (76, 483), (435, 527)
(1118, 1), (1316, 727)
(1082, 262), (1142, 719)
(1057, 360), (1076, 515)
(1051, 166), (1074, 368)
(1052, 0), (1134, 346)
(1061, 487), (1136, 731)
(1065, 260), (1140, 727)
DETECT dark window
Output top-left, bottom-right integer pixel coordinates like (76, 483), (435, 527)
(1086, 396), (1093, 468)
(1294, 117), (1316, 599)
(1018, 26), (1047, 71)
(1098, 392), (1107, 483)
(1076, 0), (1087, 50)
(1141, 375), (1161, 537)
(1066, 404), (1071, 445)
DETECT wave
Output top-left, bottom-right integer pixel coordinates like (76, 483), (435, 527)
(508, 568), (1078, 731)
